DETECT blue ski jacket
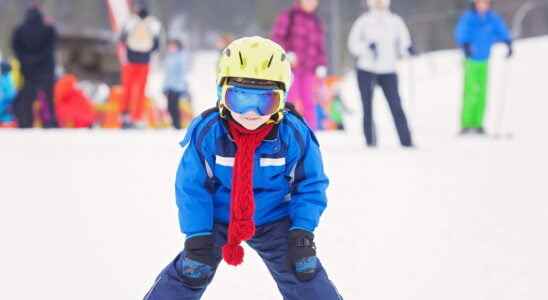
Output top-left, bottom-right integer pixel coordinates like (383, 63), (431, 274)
(175, 109), (329, 237)
(0, 64), (16, 117)
(454, 10), (511, 61)
(163, 49), (190, 93)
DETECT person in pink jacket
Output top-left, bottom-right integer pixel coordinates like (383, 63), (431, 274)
(272, 0), (328, 130)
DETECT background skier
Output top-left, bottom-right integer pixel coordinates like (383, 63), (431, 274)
(163, 38), (191, 130)
(0, 58), (16, 125)
(119, 2), (161, 128)
(271, 0), (328, 130)
(11, 3), (58, 128)
(348, 0), (415, 147)
(454, 0), (512, 135)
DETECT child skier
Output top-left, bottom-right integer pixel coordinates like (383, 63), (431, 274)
(144, 36), (342, 300)
(455, 0), (512, 135)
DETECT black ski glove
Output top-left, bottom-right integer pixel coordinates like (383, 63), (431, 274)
(179, 235), (218, 288)
(505, 40), (513, 58)
(463, 43), (472, 58)
(288, 229), (318, 282)
(184, 235), (218, 267)
(369, 43), (379, 60)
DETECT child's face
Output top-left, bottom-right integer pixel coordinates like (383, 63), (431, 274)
(167, 43), (178, 53)
(475, 0), (490, 13)
(232, 111), (272, 130)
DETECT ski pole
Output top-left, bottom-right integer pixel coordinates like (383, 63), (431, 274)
(493, 56), (513, 139)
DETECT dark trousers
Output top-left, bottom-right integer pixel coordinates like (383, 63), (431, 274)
(164, 90), (182, 129)
(143, 219), (342, 300)
(14, 77), (57, 128)
(356, 69), (413, 147)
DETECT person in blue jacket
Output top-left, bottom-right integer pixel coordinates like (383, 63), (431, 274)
(163, 38), (192, 129)
(454, 0), (512, 135)
(0, 59), (17, 124)
(143, 37), (342, 300)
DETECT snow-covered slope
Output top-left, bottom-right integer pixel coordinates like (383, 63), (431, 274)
(0, 37), (547, 300)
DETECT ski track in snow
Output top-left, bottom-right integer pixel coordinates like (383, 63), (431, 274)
(0, 38), (547, 299)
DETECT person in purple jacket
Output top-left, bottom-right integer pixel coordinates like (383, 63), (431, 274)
(272, 0), (328, 130)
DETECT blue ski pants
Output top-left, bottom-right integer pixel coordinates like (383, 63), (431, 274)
(143, 218), (342, 300)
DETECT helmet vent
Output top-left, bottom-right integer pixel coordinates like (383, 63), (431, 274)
(225, 48), (231, 57)
(238, 51), (244, 66)
(267, 55), (274, 68)
(281, 53), (286, 62)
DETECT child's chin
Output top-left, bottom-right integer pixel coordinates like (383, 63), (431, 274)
(240, 121), (263, 130)
(233, 114), (267, 130)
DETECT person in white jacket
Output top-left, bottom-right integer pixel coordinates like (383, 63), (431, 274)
(348, 0), (414, 147)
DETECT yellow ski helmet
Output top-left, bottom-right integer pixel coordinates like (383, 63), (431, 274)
(217, 36), (292, 119)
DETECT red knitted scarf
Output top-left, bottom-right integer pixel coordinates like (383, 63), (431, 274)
(222, 120), (273, 266)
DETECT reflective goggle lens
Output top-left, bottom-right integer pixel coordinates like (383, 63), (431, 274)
(224, 86), (282, 116)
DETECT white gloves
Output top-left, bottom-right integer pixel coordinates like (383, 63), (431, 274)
(315, 65), (328, 78)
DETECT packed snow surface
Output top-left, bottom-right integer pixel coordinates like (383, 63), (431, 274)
(1, 37), (547, 299)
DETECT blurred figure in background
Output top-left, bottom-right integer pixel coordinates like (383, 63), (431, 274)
(272, 0), (328, 130)
(11, 3), (58, 128)
(0, 57), (17, 126)
(54, 74), (95, 128)
(163, 38), (191, 130)
(120, 2), (161, 128)
(348, 0), (415, 148)
(455, 0), (512, 135)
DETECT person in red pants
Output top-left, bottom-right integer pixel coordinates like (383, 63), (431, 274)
(119, 2), (161, 128)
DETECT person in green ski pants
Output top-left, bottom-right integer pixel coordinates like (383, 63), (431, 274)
(454, 0), (512, 135)
(462, 59), (489, 130)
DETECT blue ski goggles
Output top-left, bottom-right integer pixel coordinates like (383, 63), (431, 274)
(222, 85), (284, 116)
